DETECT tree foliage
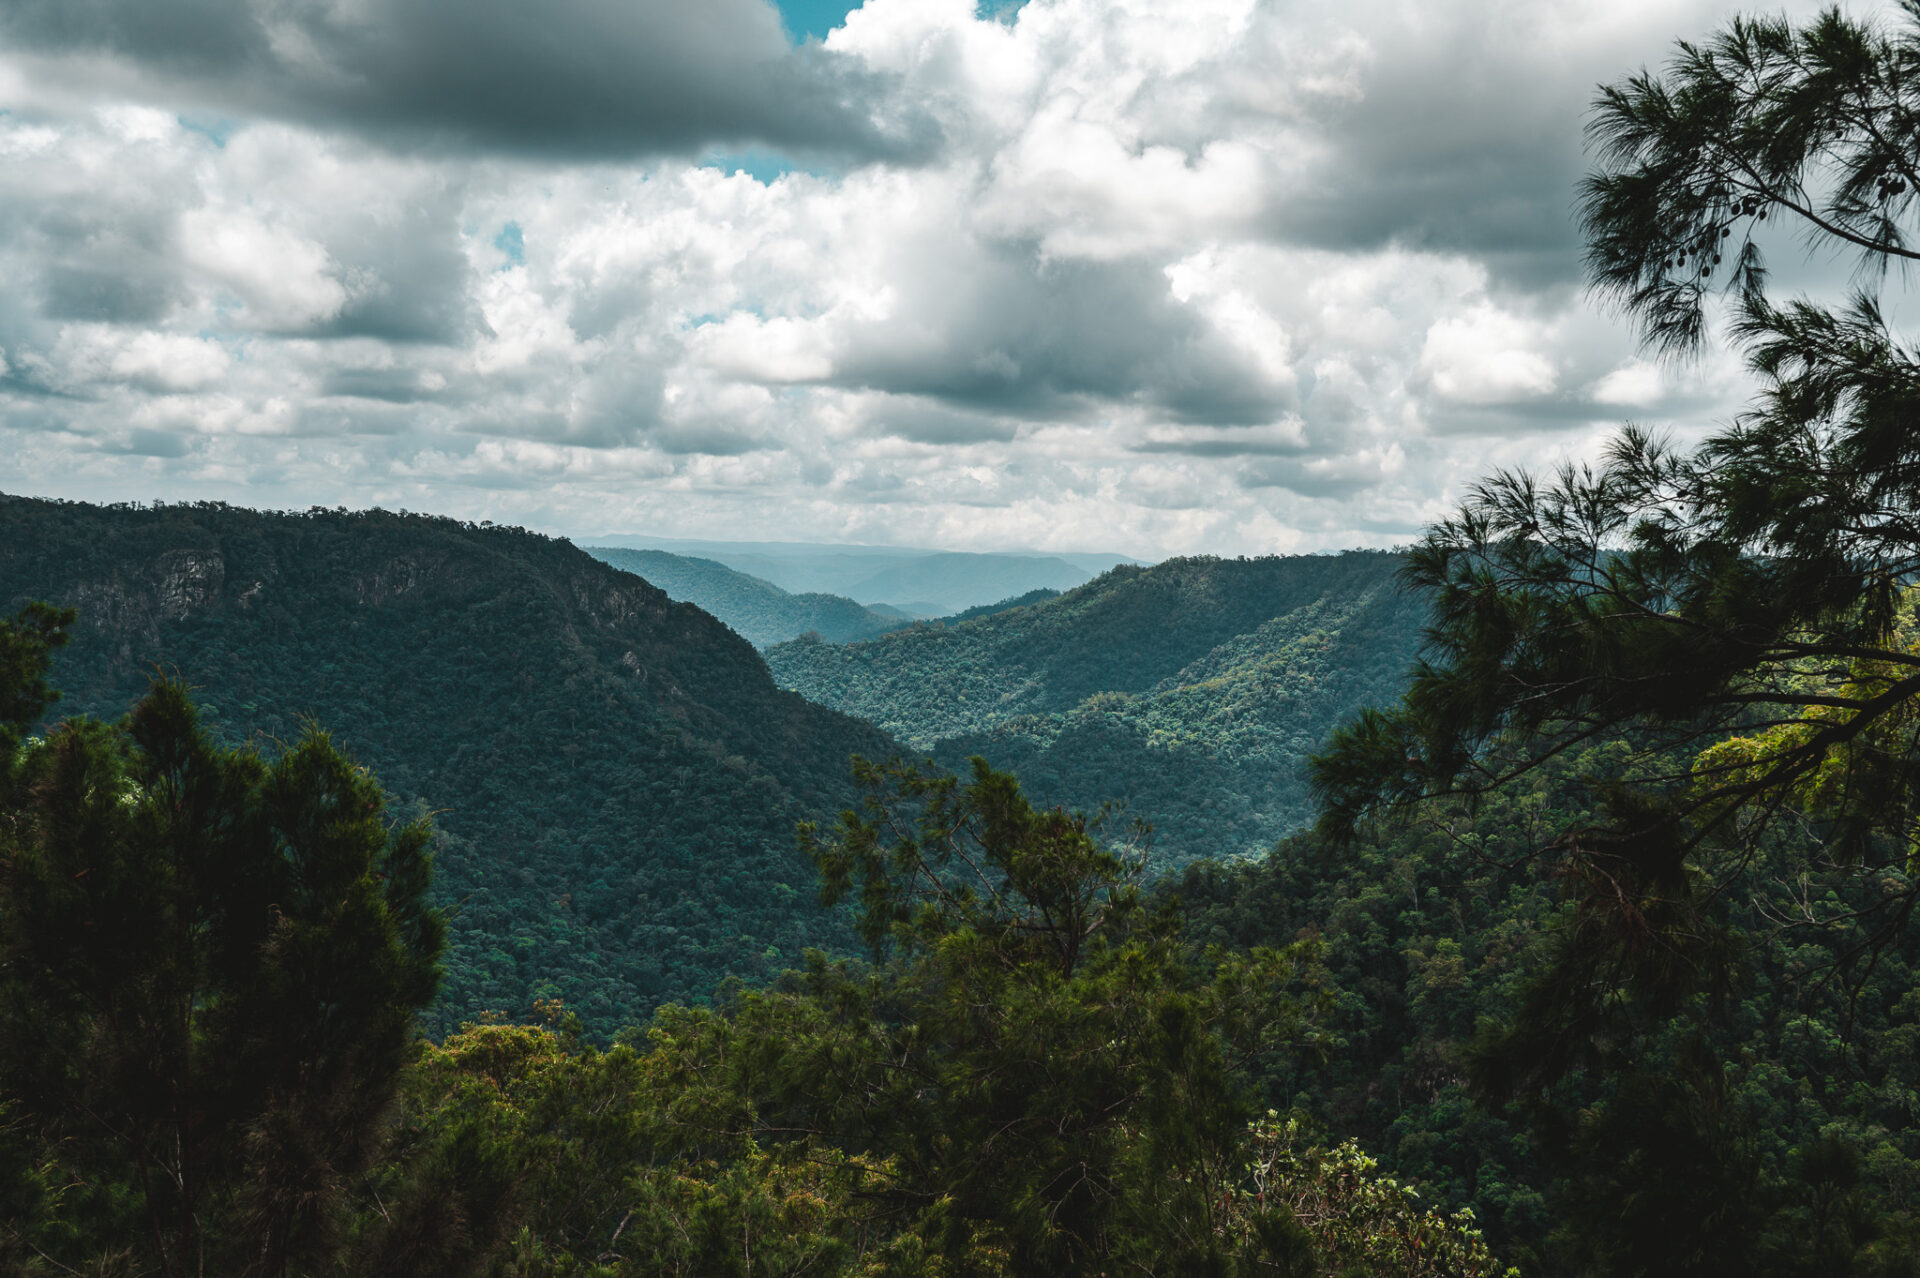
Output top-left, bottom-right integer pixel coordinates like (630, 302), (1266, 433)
(1582, 4), (1920, 354)
(1313, 3), (1920, 1081)
(1191, 725), (1920, 1273)
(350, 759), (1504, 1277)
(1236, 1116), (1513, 1278)
(767, 757), (1325, 1272)
(0, 604), (445, 1277)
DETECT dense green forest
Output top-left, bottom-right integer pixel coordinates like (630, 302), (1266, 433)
(1178, 740), (1920, 1273)
(8, 576), (1919, 1274)
(584, 548), (907, 647)
(767, 552), (1428, 865)
(941, 587), (1063, 623)
(0, 614), (1510, 1276)
(0, 495), (896, 1041)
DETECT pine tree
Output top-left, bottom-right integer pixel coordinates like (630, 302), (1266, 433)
(0, 604), (444, 1276)
(1313, 3), (1920, 1079)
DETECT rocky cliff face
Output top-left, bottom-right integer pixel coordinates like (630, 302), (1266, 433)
(354, 554), (424, 607)
(56, 547), (229, 658)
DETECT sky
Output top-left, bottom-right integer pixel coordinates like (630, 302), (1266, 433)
(0, 0), (1880, 557)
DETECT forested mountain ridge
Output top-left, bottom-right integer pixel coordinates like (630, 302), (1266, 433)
(766, 551), (1427, 864)
(582, 546), (1070, 648)
(941, 585), (1062, 623)
(0, 494), (898, 1041)
(584, 546), (906, 647)
(595, 536), (1132, 614)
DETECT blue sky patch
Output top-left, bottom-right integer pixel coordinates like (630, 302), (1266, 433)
(177, 115), (237, 148)
(774, 0), (1027, 42)
(700, 147), (828, 184)
(706, 151), (785, 183)
(494, 221), (525, 267)
(774, 0), (861, 42)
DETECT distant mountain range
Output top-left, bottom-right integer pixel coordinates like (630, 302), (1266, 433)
(0, 495), (896, 1042)
(765, 552), (1427, 866)
(584, 546), (1074, 648)
(587, 535), (1137, 615)
(584, 547), (905, 647)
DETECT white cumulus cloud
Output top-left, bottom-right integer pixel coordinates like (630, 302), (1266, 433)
(0, 0), (1859, 555)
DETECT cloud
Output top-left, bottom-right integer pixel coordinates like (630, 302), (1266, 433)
(111, 427), (194, 458)
(1234, 0), (1796, 286)
(1589, 360), (1664, 409)
(0, 0), (932, 161)
(1, 0), (1846, 557)
(823, 244), (1292, 423)
(1419, 305), (1558, 405)
(319, 365), (451, 404)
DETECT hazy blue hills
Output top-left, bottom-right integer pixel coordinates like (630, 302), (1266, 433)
(0, 495), (898, 1041)
(583, 544), (1075, 648)
(584, 546), (905, 647)
(765, 552), (1427, 865)
(840, 552), (1095, 616)
(588, 535), (1137, 614)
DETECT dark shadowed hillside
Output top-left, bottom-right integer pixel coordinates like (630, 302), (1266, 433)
(0, 495), (898, 1040)
(584, 546), (905, 647)
(766, 552), (1426, 865)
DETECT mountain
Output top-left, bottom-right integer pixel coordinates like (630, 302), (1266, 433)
(0, 495), (898, 1041)
(587, 536), (1138, 614)
(764, 552), (1426, 866)
(943, 587), (1061, 623)
(584, 547), (904, 647)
